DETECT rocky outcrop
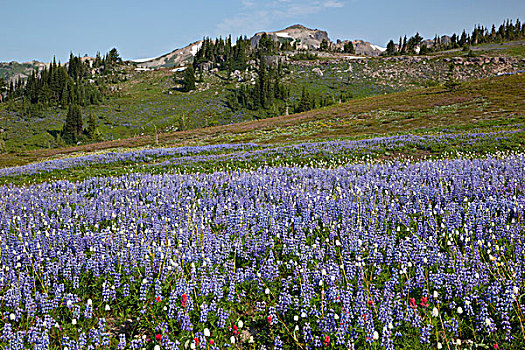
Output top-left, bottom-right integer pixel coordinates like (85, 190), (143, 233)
(251, 24), (330, 50)
(335, 40), (386, 56)
(442, 56), (518, 66)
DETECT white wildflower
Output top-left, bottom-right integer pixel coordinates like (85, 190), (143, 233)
(432, 307), (439, 317)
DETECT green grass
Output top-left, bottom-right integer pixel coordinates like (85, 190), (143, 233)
(1, 73), (523, 170)
(2, 40), (524, 153)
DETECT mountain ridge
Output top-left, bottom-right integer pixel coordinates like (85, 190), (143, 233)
(133, 24), (385, 69)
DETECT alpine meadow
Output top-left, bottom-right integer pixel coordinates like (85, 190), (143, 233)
(1, 2), (525, 349)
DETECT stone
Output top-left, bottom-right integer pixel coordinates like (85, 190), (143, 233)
(312, 67), (324, 77)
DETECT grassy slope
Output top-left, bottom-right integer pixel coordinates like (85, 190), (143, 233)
(0, 73), (523, 168)
(2, 41), (523, 152)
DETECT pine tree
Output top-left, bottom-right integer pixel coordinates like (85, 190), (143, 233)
(386, 40), (396, 56)
(0, 77), (6, 95)
(320, 39), (330, 52)
(182, 66), (196, 92)
(109, 48), (121, 65)
(62, 104), (83, 143)
(298, 87), (311, 113)
(343, 41), (355, 54)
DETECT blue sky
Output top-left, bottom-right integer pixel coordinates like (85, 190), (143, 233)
(1, 0), (523, 62)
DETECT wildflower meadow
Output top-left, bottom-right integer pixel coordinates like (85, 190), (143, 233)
(0, 133), (524, 349)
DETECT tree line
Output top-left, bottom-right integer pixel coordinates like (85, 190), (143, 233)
(1, 49), (123, 112)
(385, 18), (525, 56)
(193, 36), (252, 73)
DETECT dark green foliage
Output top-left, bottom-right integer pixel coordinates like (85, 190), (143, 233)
(4, 54), (103, 109)
(388, 18), (525, 55)
(182, 66), (196, 92)
(406, 32), (423, 54)
(229, 60), (289, 116)
(401, 35), (407, 53)
(108, 48), (121, 64)
(68, 53), (88, 81)
(386, 40), (397, 56)
(297, 87), (313, 113)
(343, 41), (355, 54)
(0, 77), (6, 94)
(257, 33), (279, 57)
(62, 104), (83, 143)
(194, 36), (252, 72)
(320, 39), (330, 52)
(86, 112), (102, 141)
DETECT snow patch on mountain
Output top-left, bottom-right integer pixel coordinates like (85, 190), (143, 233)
(190, 42), (203, 56)
(370, 44), (386, 52)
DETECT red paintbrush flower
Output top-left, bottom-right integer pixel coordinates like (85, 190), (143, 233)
(409, 298), (417, 310)
(420, 296), (429, 308)
(324, 335), (330, 346)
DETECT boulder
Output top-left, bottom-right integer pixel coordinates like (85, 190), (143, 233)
(312, 67), (324, 77)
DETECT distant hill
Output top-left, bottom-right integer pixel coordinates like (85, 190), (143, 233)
(251, 24), (330, 50)
(133, 24), (386, 69)
(0, 61), (47, 84)
(335, 40), (386, 56)
(132, 41), (203, 69)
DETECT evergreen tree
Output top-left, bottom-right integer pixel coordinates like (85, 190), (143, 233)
(0, 77), (6, 96)
(298, 87), (312, 113)
(401, 35), (407, 53)
(62, 104), (83, 143)
(320, 39), (330, 52)
(419, 44), (429, 55)
(108, 48), (121, 65)
(386, 40), (396, 56)
(343, 41), (355, 54)
(86, 112), (101, 140)
(406, 32), (423, 53)
(182, 66), (196, 92)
